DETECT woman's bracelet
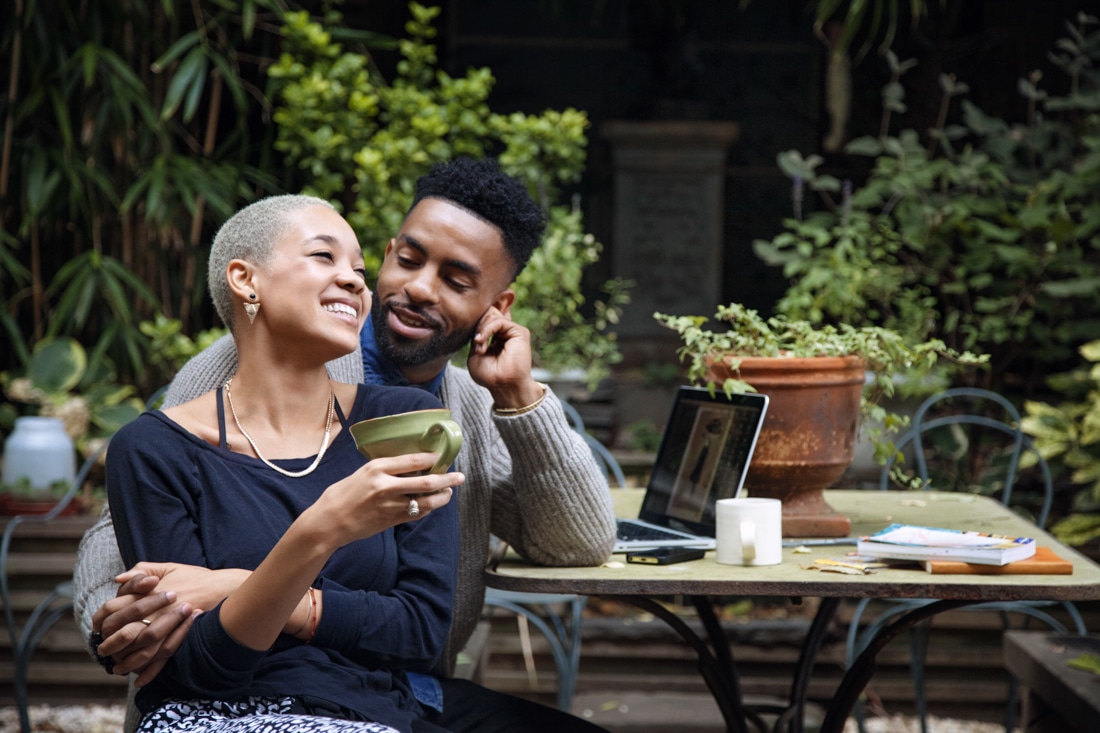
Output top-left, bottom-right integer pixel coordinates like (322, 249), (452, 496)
(290, 589), (312, 636)
(493, 383), (548, 417)
(304, 586), (318, 644)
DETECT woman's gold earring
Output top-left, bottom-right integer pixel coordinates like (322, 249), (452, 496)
(244, 293), (261, 325)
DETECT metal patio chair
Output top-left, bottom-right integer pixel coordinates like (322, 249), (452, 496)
(2, 439), (109, 733)
(2, 387), (164, 733)
(481, 398), (626, 711)
(845, 387), (1087, 733)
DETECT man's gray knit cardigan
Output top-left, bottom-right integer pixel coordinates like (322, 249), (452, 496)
(73, 334), (617, 678)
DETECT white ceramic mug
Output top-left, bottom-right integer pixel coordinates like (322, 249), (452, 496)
(715, 497), (783, 566)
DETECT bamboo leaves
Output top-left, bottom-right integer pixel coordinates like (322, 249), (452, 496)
(161, 47), (208, 122)
(1, 0), (287, 389)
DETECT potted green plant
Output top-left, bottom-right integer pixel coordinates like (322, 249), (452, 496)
(655, 303), (986, 536)
(0, 475), (77, 517)
(0, 337), (145, 515)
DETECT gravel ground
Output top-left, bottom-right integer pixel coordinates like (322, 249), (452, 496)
(0, 705), (1013, 733)
(0, 705), (125, 733)
(843, 715), (1011, 733)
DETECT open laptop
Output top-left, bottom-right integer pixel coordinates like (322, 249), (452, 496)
(614, 386), (769, 552)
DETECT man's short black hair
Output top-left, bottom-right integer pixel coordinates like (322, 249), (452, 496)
(411, 157), (547, 278)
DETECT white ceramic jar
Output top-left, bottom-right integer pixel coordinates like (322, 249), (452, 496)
(1, 416), (76, 491)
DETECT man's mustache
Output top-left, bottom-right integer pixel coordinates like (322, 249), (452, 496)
(382, 300), (442, 331)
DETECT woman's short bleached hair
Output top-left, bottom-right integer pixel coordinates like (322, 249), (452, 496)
(208, 194), (336, 329)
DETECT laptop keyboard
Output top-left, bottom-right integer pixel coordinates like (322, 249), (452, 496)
(616, 519), (692, 542)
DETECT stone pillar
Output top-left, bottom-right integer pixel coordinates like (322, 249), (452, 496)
(601, 121), (739, 365)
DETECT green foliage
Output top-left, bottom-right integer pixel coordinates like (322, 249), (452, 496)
(622, 420), (664, 453)
(511, 205), (631, 386)
(655, 303), (987, 465)
(811, 0), (928, 62)
(0, 0), (287, 386)
(1, 337), (146, 454)
(1022, 340), (1100, 546)
(269, 3), (497, 270)
(655, 303), (983, 394)
(752, 14), (1100, 395)
(737, 1), (929, 62)
(0, 476), (71, 499)
(139, 316), (229, 383)
(1067, 652), (1100, 675)
(268, 2), (627, 380)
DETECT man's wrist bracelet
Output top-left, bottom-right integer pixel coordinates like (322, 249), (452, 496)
(493, 383), (548, 417)
(88, 631), (115, 674)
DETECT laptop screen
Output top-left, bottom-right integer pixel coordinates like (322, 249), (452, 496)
(638, 386), (769, 537)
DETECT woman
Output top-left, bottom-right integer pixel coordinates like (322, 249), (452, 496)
(104, 195), (463, 733)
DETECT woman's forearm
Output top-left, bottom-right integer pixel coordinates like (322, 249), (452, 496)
(218, 510), (335, 650)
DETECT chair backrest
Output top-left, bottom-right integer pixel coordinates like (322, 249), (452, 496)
(1, 438), (109, 658)
(878, 387), (1054, 527)
(559, 400), (626, 487)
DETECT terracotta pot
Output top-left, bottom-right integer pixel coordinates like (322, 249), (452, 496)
(707, 354), (865, 537)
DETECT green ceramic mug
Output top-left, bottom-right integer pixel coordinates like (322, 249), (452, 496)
(350, 408), (463, 476)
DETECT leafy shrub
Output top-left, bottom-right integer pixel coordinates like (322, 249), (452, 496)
(267, 2), (627, 383)
(753, 14), (1100, 395)
(1023, 341), (1100, 546)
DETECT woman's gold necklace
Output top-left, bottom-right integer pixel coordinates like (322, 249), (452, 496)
(224, 377), (335, 478)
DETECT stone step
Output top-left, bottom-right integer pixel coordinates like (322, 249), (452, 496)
(5, 552), (77, 577)
(571, 690), (730, 733)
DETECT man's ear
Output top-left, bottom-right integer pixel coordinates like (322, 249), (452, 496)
(493, 289), (516, 318)
(226, 260), (257, 300)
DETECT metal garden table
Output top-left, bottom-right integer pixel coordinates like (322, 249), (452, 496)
(484, 489), (1100, 733)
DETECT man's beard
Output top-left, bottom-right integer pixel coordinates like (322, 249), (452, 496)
(372, 300), (478, 368)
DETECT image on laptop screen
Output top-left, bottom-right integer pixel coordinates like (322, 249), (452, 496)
(637, 387), (769, 538)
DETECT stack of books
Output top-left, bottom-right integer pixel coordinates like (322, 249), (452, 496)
(856, 523), (1073, 575)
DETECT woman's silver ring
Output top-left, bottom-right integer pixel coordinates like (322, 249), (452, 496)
(141, 618), (153, 626)
(407, 499), (420, 518)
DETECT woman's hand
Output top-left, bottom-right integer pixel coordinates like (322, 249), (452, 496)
(304, 451), (463, 549)
(216, 452), (463, 652)
(92, 563), (247, 685)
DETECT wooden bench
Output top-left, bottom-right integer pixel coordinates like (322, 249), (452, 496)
(1003, 630), (1100, 733)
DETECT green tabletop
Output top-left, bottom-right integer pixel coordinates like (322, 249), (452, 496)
(485, 489), (1100, 601)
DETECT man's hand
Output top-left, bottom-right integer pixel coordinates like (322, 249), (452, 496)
(467, 305), (545, 409)
(92, 570), (195, 685)
(92, 562), (247, 686)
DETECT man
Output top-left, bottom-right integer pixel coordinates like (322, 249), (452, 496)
(74, 158), (617, 733)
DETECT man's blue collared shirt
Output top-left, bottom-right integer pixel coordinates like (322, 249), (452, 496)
(359, 316), (446, 712)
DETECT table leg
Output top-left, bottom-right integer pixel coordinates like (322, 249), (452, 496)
(693, 598), (776, 733)
(614, 595), (964, 733)
(692, 597), (738, 690)
(819, 599), (971, 733)
(769, 597), (842, 733)
(618, 595), (751, 733)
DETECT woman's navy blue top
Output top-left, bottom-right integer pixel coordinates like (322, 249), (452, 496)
(107, 384), (460, 733)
